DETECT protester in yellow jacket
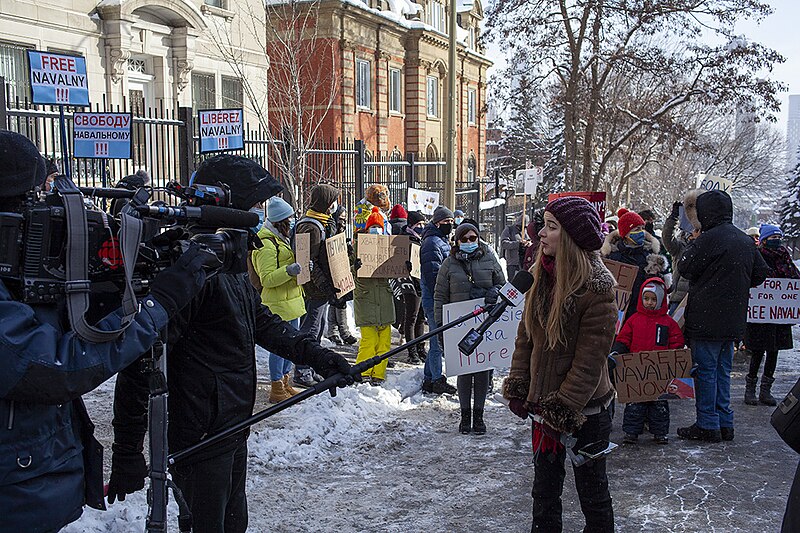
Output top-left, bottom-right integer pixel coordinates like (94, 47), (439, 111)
(251, 196), (306, 401)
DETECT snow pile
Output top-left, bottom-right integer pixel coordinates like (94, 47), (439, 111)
(63, 492), (178, 533)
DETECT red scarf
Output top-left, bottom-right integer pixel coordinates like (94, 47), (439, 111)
(532, 420), (564, 456)
(541, 254), (556, 278)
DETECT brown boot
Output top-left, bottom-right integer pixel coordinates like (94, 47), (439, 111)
(269, 380), (292, 403)
(283, 375), (301, 396)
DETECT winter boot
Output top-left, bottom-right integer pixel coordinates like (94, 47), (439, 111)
(759, 376), (777, 406)
(269, 380), (292, 403)
(744, 375), (759, 405)
(677, 423), (722, 443)
(328, 334), (344, 346)
(282, 375), (300, 396)
(472, 409), (486, 435)
(341, 333), (358, 345)
(430, 377), (457, 395)
(459, 409), (471, 434)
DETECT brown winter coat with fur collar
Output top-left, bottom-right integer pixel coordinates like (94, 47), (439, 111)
(503, 255), (617, 434)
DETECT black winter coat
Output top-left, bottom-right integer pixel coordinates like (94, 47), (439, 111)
(680, 191), (771, 341)
(112, 271), (333, 464)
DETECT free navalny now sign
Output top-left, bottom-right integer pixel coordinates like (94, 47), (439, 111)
(198, 108), (244, 153)
(27, 51), (89, 106)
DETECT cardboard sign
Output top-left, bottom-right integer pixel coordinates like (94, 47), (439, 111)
(407, 187), (439, 215)
(696, 174), (733, 194)
(27, 51), (89, 106)
(325, 232), (354, 296)
(443, 298), (523, 377)
(748, 278), (800, 324)
(410, 243), (421, 279)
(602, 258), (639, 333)
(294, 232), (311, 285)
(548, 192), (606, 221)
(612, 349), (694, 403)
(73, 112), (132, 159)
(198, 108), (244, 153)
(356, 234), (411, 278)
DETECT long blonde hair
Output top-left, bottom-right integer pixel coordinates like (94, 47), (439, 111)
(526, 227), (594, 350)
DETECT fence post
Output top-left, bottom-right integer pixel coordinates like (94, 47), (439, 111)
(406, 152), (416, 190)
(354, 139), (365, 199)
(0, 77), (7, 131)
(178, 107), (195, 185)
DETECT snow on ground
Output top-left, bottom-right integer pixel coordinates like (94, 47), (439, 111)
(67, 337), (799, 532)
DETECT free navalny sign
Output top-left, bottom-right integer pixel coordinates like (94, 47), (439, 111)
(198, 108), (244, 153)
(73, 112), (133, 159)
(27, 51), (89, 106)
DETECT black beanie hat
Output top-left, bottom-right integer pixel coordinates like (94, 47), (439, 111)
(407, 210), (426, 226)
(0, 131), (47, 197)
(194, 154), (283, 210)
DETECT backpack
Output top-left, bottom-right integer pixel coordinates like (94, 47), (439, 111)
(772, 377), (800, 454)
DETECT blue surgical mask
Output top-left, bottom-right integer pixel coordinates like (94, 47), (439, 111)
(628, 230), (645, 246)
(455, 217), (464, 225)
(250, 206), (265, 232)
(369, 227), (383, 235)
(459, 242), (478, 254)
(288, 218), (296, 232)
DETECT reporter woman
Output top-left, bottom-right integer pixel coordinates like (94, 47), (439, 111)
(502, 196), (617, 532)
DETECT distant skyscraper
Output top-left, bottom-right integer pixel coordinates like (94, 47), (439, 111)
(786, 95), (800, 167)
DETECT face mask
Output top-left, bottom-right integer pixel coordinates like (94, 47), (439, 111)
(328, 201), (338, 214)
(455, 217), (464, 225)
(459, 242), (478, 254)
(288, 219), (296, 232)
(628, 230), (646, 246)
(368, 227), (383, 235)
(765, 238), (782, 249)
(438, 223), (453, 236)
(250, 206), (265, 232)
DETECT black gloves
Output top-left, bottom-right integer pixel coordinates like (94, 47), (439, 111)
(670, 201), (682, 219)
(405, 260), (413, 272)
(484, 286), (501, 306)
(107, 450), (147, 504)
(354, 258), (363, 271)
(303, 345), (358, 387)
(148, 242), (221, 318)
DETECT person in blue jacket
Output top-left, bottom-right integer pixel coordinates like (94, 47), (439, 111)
(419, 206), (457, 395)
(0, 130), (215, 533)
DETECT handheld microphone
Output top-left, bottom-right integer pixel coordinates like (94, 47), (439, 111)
(457, 270), (534, 356)
(135, 205), (259, 228)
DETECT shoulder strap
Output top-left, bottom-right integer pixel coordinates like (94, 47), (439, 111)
(298, 216), (326, 240)
(263, 235), (281, 269)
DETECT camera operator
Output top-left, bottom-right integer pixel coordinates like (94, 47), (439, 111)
(0, 132), (216, 533)
(108, 154), (353, 533)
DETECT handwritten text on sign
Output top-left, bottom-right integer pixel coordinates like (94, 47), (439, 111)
(696, 174), (733, 194)
(294, 232), (311, 285)
(73, 113), (132, 159)
(602, 258), (639, 333)
(612, 349), (693, 403)
(198, 109), (244, 153)
(410, 243), (421, 279)
(27, 51), (89, 106)
(356, 234), (410, 278)
(548, 192), (607, 221)
(443, 298), (522, 377)
(325, 233), (355, 296)
(748, 278), (800, 324)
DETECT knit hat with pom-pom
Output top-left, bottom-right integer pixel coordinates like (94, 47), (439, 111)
(617, 208), (645, 238)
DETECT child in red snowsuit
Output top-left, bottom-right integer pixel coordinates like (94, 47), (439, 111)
(612, 277), (685, 444)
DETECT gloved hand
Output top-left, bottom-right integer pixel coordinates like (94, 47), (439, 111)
(508, 398), (529, 420)
(286, 263), (302, 277)
(670, 201), (682, 219)
(354, 258), (363, 271)
(305, 347), (358, 385)
(484, 286), (501, 306)
(106, 451), (147, 504)
(405, 260), (413, 272)
(148, 242), (220, 318)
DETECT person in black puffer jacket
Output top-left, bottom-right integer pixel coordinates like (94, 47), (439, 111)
(390, 210), (428, 363)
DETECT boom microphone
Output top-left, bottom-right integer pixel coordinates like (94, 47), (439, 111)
(457, 270), (534, 356)
(135, 204), (259, 228)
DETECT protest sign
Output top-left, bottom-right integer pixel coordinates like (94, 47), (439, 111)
(670, 294), (688, 329)
(410, 243), (421, 279)
(696, 174), (733, 195)
(325, 232), (354, 296)
(612, 349), (694, 403)
(547, 192), (607, 221)
(443, 298), (522, 377)
(198, 108), (244, 153)
(748, 278), (800, 324)
(73, 112), (132, 159)
(294, 232), (311, 285)
(407, 187), (439, 215)
(515, 168), (543, 195)
(602, 258), (639, 333)
(27, 51), (89, 106)
(356, 234), (411, 278)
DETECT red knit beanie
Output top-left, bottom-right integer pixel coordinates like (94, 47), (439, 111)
(617, 208), (645, 238)
(544, 197), (604, 251)
(365, 207), (385, 231)
(390, 204), (408, 220)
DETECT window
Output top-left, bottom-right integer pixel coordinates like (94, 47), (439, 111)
(192, 73), (216, 112)
(468, 89), (476, 125)
(221, 76), (243, 108)
(389, 68), (402, 113)
(204, 0), (226, 7)
(356, 59), (371, 109)
(128, 58), (146, 74)
(0, 42), (31, 104)
(427, 76), (439, 118)
(428, 1), (445, 32)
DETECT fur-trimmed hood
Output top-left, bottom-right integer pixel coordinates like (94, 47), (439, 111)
(683, 189), (706, 231)
(600, 229), (660, 257)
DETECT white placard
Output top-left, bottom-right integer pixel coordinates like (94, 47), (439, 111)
(748, 278), (800, 324)
(407, 187), (440, 215)
(696, 173), (733, 194)
(442, 298), (522, 377)
(514, 168), (542, 195)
